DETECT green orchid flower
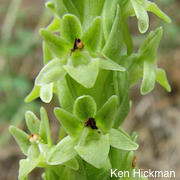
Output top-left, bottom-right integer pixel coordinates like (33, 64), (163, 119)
(9, 107), (65, 180)
(47, 95), (138, 169)
(122, 0), (171, 33)
(25, 13), (125, 103)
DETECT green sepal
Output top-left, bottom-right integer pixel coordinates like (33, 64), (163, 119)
(109, 147), (124, 170)
(82, 16), (101, 53)
(57, 77), (74, 113)
(42, 41), (55, 65)
(99, 57), (125, 71)
(130, 0), (149, 33)
(63, 58), (99, 89)
(9, 125), (31, 156)
(109, 128), (139, 150)
(25, 84), (40, 103)
(102, 4), (123, 61)
(129, 64), (143, 87)
(113, 89), (130, 128)
(47, 17), (61, 33)
(60, 14), (82, 45)
(55, 0), (84, 23)
(120, 150), (135, 176)
(113, 62), (130, 127)
(62, 157), (79, 170)
(144, 1), (171, 23)
(40, 28), (71, 60)
(102, 0), (122, 40)
(138, 27), (163, 64)
(68, 155), (88, 180)
(55, 0), (68, 19)
(123, 19), (133, 55)
(25, 111), (40, 134)
(39, 107), (53, 146)
(95, 95), (117, 133)
(40, 83), (53, 103)
(45, 1), (56, 15)
(75, 134), (109, 169)
(82, 0), (105, 33)
(54, 107), (84, 138)
(35, 58), (67, 86)
(131, 131), (138, 143)
(155, 68), (171, 92)
(73, 95), (97, 121)
(18, 157), (40, 180)
(140, 61), (156, 95)
(47, 136), (78, 165)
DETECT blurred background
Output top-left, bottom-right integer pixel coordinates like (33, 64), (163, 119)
(0, 0), (179, 179)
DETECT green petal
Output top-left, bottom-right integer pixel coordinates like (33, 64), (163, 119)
(35, 58), (67, 86)
(82, 16), (101, 53)
(144, 1), (171, 23)
(131, 0), (149, 33)
(39, 107), (53, 146)
(47, 136), (78, 165)
(9, 125), (30, 155)
(95, 95), (117, 133)
(47, 17), (61, 33)
(102, 4), (123, 61)
(140, 61), (156, 95)
(109, 128), (139, 150)
(54, 107), (84, 138)
(40, 28), (71, 60)
(156, 68), (171, 92)
(25, 84), (40, 103)
(63, 58), (99, 89)
(60, 14), (82, 45)
(73, 95), (97, 121)
(75, 134), (109, 169)
(99, 56), (125, 71)
(40, 83), (53, 103)
(25, 111), (40, 134)
(138, 27), (163, 64)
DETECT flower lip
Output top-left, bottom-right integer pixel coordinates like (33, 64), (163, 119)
(84, 117), (98, 130)
(70, 38), (84, 55)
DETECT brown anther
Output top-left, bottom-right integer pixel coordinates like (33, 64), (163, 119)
(29, 133), (40, 144)
(132, 155), (136, 168)
(84, 117), (98, 129)
(70, 38), (84, 55)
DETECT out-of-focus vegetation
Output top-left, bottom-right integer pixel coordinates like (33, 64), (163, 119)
(0, 1), (54, 179)
(0, 0), (179, 179)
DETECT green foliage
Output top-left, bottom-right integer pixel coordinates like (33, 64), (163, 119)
(9, 0), (171, 179)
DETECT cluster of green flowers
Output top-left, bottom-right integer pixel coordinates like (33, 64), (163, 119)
(10, 0), (171, 179)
